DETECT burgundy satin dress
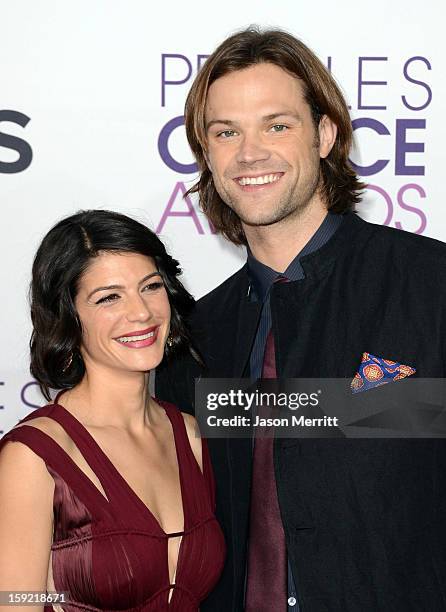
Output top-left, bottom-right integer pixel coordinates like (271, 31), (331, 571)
(0, 398), (226, 611)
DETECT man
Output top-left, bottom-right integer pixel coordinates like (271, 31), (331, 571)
(156, 28), (446, 611)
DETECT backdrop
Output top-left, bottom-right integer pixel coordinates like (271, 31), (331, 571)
(1, 0), (443, 433)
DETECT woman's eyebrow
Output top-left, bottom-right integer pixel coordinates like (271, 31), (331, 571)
(87, 272), (162, 300)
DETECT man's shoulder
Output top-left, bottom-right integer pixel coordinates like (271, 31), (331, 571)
(355, 216), (446, 267)
(194, 264), (248, 314)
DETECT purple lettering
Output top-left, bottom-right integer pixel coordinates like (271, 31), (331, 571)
(156, 182), (205, 234)
(350, 118), (390, 176)
(197, 54), (209, 72)
(365, 184), (393, 226)
(161, 54), (192, 107)
(208, 218), (217, 234)
(395, 119), (425, 176)
(21, 381), (41, 409)
(158, 115), (197, 174)
(358, 57), (388, 110)
(402, 56), (432, 111)
(395, 183), (427, 234)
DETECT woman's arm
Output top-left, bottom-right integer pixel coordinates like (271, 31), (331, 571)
(0, 441), (54, 612)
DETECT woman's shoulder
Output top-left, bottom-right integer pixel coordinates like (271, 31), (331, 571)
(1, 403), (76, 459)
(0, 412), (54, 570)
(0, 432), (52, 484)
(0, 407), (56, 492)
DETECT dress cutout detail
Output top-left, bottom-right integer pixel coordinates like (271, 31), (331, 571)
(0, 399), (225, 611)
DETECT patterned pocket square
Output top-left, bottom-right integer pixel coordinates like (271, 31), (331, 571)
(351, 352), (416, 394)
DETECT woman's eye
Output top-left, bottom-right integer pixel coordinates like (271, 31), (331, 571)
(270, 124), (288, 133)
(96, 293), (120, 304)
(143, 281), (164, 292)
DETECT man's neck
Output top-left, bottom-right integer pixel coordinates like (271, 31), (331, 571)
(244, 205), (328, 273)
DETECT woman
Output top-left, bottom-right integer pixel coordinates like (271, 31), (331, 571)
(0, 210), (225, 611)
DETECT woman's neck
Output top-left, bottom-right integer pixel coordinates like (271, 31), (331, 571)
(58, 365), (157, 432)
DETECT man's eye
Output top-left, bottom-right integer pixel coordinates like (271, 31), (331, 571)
(270, 124), (288, 133)
(217, 130), (237, 138)
(143, 281), (164, 292)
(96, 293), (120, 304)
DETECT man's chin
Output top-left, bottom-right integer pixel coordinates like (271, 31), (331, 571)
(240, 212), (292, 229)
(222, 203), (281, 228)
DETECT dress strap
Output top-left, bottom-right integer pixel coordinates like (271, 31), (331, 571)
(0, 426), (112, 519)
(18, 403), (133, 512)
(155, 399), (214, 520)
(155, 399), (200, 469)
(21, 404), (119, 495)
(201, 437), (216, 510)
(32, 402), (175, 531)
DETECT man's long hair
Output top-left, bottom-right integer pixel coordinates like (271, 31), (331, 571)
(185, 27), (364, 245)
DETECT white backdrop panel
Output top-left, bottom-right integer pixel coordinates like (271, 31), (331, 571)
(0, 0), (444, 431)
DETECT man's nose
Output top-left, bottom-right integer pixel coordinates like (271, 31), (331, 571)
(236, 131), (271, 165)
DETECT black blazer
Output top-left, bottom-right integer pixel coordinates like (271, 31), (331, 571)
(156, 213), (446, 612)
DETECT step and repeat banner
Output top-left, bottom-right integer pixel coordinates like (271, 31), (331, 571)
(0, 1), (443, 433)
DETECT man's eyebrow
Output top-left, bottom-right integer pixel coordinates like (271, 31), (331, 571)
(87, 272), (162, 300)
(205, 112), (303, 131)
(205, 119), (238, 131)
(262, 111), (303, 122)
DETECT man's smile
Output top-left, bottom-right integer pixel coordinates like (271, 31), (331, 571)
(233, 172), (285, 191)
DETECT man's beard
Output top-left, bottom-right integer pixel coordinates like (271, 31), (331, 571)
(218, 167), (322, 229)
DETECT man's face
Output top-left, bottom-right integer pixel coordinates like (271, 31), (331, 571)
(204, 63), (336, 230)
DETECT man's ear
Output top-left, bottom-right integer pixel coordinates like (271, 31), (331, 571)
(318, 115), (337, 159)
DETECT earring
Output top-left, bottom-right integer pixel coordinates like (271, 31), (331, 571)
(166, 335), (174, 348)
(62, 352), (73, 372)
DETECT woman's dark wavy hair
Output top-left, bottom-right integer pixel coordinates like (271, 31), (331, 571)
(185, 27), (364, 245)
(30, 209), (196, 401)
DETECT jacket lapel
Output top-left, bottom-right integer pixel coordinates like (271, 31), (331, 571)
(202, 267), (262, 378)
(202, 267), (260, 605)
(232, 300), (263, 376)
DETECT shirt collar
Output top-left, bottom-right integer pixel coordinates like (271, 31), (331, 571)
(247, 212), (343, 301)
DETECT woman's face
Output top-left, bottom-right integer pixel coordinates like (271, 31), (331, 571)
(74, 251), (171, 376)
